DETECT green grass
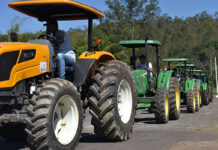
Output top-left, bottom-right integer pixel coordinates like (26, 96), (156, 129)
(191, 127), (205, 131)
(215, 126), (218, 131)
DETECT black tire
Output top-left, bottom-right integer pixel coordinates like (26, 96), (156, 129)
(194, 83), (200, 112)
(202, 90), (209, 105)
(169, 77), (181, 120)
(187, 89), (196, 113)
(25, 78), (83, 150)
(0, 123), (26, 141)
(209, 88), (213, 102)
(155, 88), (169, 123)
(88, 60), (136, 141)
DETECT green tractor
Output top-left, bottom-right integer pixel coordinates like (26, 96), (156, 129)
(162, 58), (201, 113)
(175, 63), (201, 112)
(193, 72), (213, 105)
(119, 40), (181, 123)
(186, 69), (203, 107)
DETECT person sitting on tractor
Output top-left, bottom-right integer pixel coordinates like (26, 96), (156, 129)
(45, 20), (76, 79)
(137, 55), (153, 74)
(172, 68), (180, 78)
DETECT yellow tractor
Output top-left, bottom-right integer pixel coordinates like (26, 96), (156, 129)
(0, 1), (136, 149)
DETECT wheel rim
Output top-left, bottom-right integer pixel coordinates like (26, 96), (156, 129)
(193, 95), (196, 110)
(200, 94), (202, 105)
(117, 79), (133, 124)
(176, 87), (180, 111)
(165, 95), (169, 118)
(53, 95), (79, 145)
(197, 90), (200, 107)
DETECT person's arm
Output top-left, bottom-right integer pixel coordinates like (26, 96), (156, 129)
(148, 62), (153, 72)
(55, 30), (65, 45)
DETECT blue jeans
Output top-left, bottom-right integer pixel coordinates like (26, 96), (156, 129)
(57, 53), (75, 79)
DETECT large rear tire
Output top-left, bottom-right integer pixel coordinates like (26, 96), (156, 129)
(155, 88), (169, 123)
(88, 60), (136, 141)
(187, 89), (196, 113)
(169, 77), (181, 120)
(25, 78), (83, 150)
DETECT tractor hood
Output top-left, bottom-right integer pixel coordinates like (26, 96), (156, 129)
(0, 42), (41, 54)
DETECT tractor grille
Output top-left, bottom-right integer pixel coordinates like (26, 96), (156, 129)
(0, 51), (19, 81)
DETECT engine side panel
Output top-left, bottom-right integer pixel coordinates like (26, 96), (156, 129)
(0, 42), (50, 88)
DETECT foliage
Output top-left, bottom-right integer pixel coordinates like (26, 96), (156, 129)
(0, 0), (217, 77)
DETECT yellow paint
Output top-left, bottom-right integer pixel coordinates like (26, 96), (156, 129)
(193, 95), (196, 111)
(176, 87), (180, 111)
(8, 0), (104, 20)
(79, 51), (115, 66)
(0, 42), (49, 88)
(165, 94), (169, 118)
(197, 90), (200, 108)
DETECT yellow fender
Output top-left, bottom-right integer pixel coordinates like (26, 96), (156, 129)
(73, 51), (115, 87)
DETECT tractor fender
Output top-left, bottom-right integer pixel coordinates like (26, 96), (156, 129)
(202, 83), (208, 91)
(185, 79), (196, 92)
(73, 51), (115, 87)
(157, 70), (173, 90)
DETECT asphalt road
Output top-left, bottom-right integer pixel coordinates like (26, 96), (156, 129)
(1, 96), (218, 150)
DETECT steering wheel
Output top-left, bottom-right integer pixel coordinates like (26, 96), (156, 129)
(37, 33), (57, 44)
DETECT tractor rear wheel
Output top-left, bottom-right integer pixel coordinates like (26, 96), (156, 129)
(89, 60), (136, 141)
(187, 89), (196, 113)
(202, 90), (209, 105)
(155, 88), (169, 123)
(0, 123), (26, 141)
(169, 77), (180, 120)
(195, 83), (200, 112)
(25, 78), (83, 150)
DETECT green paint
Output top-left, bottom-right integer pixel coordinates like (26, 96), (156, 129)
(137, 103), (151, 109)
(176, 64), (195, 67)
(157, 70), (173, 90)
(136, 96), (155, 103)
(119, 40), (161, 48)
(202, 83), (208, 90)
(132, 70), (148, 96)
(162, 58), (188, 62)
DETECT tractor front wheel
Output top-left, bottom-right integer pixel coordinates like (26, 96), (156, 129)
(89, 60), (136, 141)
(187, 89), (196, 113)
(202, 90), (209, 105)
(169, 77), (181, 120)
(25, 78), (83, 150)
(155, 88), (169, 123)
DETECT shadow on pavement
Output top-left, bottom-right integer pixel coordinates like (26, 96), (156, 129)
(0, 137), (28, 150)
(80, 133), (114, 143)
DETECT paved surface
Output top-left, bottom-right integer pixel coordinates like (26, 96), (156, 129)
(1, 97), (218, 150)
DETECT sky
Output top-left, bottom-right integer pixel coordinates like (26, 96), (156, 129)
(0, 0), (218, 34)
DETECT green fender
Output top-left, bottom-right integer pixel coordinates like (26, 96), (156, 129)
(185, 79), (196, 93)
(202, 83), (208, 91)
(197, 80), (201, 89)
(132, 70), (148, 96)
(157, 70), (173, 90)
